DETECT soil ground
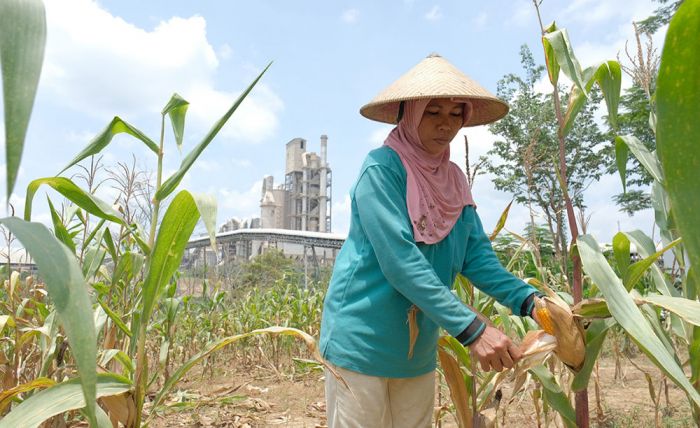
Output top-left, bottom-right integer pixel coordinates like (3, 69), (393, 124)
(148, 350), (697, 428)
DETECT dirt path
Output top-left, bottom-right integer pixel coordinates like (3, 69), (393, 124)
(149, 354), (696, 427)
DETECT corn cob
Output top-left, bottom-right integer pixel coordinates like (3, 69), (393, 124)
(534, 297), (555, 335)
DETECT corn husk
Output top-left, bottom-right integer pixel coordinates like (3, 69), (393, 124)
(535, 293), (586, 371)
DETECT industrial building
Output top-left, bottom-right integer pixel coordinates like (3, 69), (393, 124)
(261, 135), (332, 232)
(184, 135), (336, 268)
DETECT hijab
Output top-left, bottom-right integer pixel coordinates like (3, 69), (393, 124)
(384, 99), (475, 244)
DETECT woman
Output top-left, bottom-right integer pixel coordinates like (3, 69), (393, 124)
(320, 54), (541, 427)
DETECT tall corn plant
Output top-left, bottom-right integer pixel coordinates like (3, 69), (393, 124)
(0, 3), (296, 424)
(530, 1), (627, 424)
(0, 0), (104, 426)
(437, 203), (579, 427)
(573, 1), (700, 423)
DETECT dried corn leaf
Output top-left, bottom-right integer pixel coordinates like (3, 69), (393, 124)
(407, 305), (419, 359)
(438, 347), (472, 428)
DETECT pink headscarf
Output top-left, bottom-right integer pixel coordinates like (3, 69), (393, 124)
(384, 99), (475, 244)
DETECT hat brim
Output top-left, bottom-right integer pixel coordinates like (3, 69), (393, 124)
(360, 95), (509, 127)
(359, 54), (510, 127)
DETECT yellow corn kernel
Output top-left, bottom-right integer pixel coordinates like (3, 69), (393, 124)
(534, 299), (555, 335)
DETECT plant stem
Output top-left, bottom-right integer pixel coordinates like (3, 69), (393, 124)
(134, 114), (167, 428)
(533, 2), (589, 426)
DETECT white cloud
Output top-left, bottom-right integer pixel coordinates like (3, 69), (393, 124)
(342, 9), (360, 24)
(217, 180), (262, 222)
(450, 125), (499, 170)
(425, 6), (442, 22)
(42, 0), (282, 143)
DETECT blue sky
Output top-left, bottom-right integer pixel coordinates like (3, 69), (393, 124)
(2, 0), (666, 242)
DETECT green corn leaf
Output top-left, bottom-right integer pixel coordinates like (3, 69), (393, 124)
(0, 217), (99, 426)
(639, 294), (700, 326)
(690, 327), (700, 384)
(542, 28), (586, 95)
(99, 349), (134, 374)
(639, 302), (678, 360)
(25, 177), (125, 225)
(82, 245), (106, 280)
(96, 298), (132, 338)
(572, 319), (614, 391)
(561, 65), (597, 137)
(46, 197), (76, 254)
(83, 218), (107, 249)
(141, 190), (200, 324)
(623, 230), (675, 296)
(0, 373), (131, 428)
(60, 117), (158, 175)
(622, 238), (681, 291)
(489, 200), (512, 241)
(156, 62), (272, 201)
(0, 377), (55, 414)
(529, 365), (577, 428)
(572, 298), (611, 318)
(0, 0), (46, 200)
(102, 227), (118, 263)
(615, 135), (664, 184)
(111, 250), (143, 288)
(614, 137), (629, 192)
(578, 234), (700, 407)
(541, 22), (560, 86)
(192, 192), (218, 251)
(612, 232), (631, 278)
(162, 93), (189, 151)
(594, 60), (621, 130)
(688, 266), (698, 302)
(656, 0), (700, 284)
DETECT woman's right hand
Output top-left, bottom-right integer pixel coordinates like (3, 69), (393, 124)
(467, 326), (522, 372)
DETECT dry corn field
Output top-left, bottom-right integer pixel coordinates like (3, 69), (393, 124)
(145, 346), (695, 427)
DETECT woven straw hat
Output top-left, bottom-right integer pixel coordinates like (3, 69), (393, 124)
(360, 53), (509, 127)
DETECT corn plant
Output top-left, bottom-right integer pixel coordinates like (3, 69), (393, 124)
(572, 2), (700, 424)
(0, 1), (335, 424)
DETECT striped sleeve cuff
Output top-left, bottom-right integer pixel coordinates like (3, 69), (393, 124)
(456, 318), (486, 346)
(520, 291), (545, 317)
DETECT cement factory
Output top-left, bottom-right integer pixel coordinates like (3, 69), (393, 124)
(184, 135), (343, 268)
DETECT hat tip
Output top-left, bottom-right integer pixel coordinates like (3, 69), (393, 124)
(426, 52), (442, 58)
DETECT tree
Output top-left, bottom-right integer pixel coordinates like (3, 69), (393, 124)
(612, 22), (660, 215)
(611, 84), (656, 214)
(637, 0), (684, 34)
(483, 45), (609, 271)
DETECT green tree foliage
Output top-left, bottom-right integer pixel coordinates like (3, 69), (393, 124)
(241, 249), (302, 289)
(611, 84), (655, 214)
(637, 0), (684, 34)
(483, 45), (609, 263)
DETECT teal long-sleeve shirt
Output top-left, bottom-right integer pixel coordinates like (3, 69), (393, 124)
(319, 146), (538, 378)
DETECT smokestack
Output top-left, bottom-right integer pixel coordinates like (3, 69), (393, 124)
(320, 134), (328, 166)
(319, 135), (328, 232)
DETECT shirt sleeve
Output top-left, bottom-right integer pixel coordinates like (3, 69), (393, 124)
(353, 164), (477, 338)
(461, 209), (540, 317)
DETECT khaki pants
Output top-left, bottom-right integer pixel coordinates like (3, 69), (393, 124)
(324, 365), (435, 428)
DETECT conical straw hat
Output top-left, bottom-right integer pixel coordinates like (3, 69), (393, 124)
(360, 53), (509, 127)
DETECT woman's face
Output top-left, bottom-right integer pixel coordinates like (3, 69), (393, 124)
(417, 98), (464, 156)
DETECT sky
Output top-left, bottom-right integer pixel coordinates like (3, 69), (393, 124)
(1, 0), (668, 244)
